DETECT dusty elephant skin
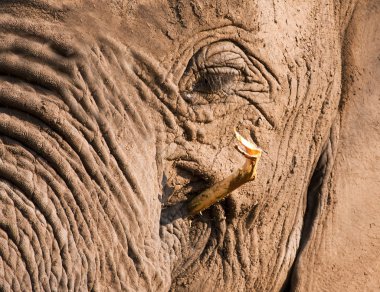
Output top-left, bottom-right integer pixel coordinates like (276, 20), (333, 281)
(0, 0), (379, 291)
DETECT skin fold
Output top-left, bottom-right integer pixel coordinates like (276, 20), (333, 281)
(0, 0), (378, 291)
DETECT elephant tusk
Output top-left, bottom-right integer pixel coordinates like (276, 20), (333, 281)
(186, 130), (262, 216)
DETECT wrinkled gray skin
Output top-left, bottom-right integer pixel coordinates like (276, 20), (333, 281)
(0, 0), (379, 291)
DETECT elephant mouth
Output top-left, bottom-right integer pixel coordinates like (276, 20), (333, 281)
(160, 156), (228, 226)
(160, 157), (245, 280)
(162, 131), (261, 217)
(160, 158), (244, 228)
(162, 160), (214, 207)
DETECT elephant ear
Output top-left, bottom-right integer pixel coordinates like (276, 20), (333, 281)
(290, 1), (380, 291)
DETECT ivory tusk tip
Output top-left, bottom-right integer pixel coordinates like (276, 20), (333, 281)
(234, 130), (262, 158)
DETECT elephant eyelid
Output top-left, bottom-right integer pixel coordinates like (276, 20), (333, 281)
(178, 41), (270, 106)
(187, 64), (263, 96)
(192, 67), (241, 94)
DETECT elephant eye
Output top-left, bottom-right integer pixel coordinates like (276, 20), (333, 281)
(179, 41), (269, 105)
(192, 67), (240, 94)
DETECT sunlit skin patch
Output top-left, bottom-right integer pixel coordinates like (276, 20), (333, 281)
(186, 130), (262, 216)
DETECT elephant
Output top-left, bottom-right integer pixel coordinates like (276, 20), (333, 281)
(0, 0), (379, 291)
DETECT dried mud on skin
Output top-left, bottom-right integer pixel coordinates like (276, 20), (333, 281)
(0, 1), (379, 292)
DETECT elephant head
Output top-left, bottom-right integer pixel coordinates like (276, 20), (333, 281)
(0, 0), (379, 291)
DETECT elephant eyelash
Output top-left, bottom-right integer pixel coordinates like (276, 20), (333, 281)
(192, 67), (241, 94)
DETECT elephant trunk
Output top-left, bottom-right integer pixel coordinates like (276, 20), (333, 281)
(0, 12), (170, 291)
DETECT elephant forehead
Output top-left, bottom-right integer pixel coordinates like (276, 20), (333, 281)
(115, 1), (334, 56)
(21, 0), (336, 60)
(7, 1), (340, 77)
